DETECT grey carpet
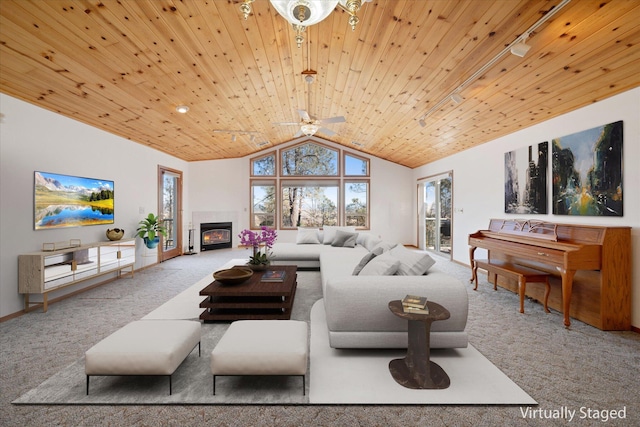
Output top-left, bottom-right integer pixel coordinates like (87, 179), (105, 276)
(2, 248), (639, 426)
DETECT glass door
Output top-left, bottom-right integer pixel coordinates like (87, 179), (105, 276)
(418, 172), (452, 256)
(158, 166), (182, 262)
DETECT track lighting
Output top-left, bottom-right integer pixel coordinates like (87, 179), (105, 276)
(416, 0), (571, 127)
(510, 33), (531, 57)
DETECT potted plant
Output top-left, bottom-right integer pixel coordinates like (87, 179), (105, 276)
(238, 226), (278, 270)
(136, 213), (167, 249)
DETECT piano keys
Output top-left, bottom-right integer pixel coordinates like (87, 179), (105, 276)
(469, 219), (631, 330)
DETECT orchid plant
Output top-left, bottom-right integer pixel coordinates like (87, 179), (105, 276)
(238, 226), (278, 265)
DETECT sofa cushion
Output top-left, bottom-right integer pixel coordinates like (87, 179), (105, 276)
(356, 233), (382, 251)
(388, 245), (436, 276)
(331, 230), (358, 248)
(296, 228), (321, 244)
(358, 252), (401, 276)
(322, 226), (356, 245)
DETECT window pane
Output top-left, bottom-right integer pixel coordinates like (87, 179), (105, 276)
(252, 154), (275, 176)
(251, 182), (276, 227)
(281, 143), (338, 176)
(345, 181), (368, 227)
(345, 154), (368, 176)
(281, 182), (338, 227)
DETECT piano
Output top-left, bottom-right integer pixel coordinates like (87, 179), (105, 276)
(469, 219), (631, 330)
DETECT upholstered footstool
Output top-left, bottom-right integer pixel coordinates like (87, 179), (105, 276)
(85, 320), (201, 395)
(211, 320), (308, 395)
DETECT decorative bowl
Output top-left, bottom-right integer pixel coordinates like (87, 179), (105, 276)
(106, 228), (124, 241)
(213, 267), (254, 285)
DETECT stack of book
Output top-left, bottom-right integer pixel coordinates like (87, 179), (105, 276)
(401, 294), (429, 314)
(261, 270), (286, 282)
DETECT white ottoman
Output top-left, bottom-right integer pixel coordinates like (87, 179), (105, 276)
(211, 320), (308, 395)
(85, 320), (201, 395)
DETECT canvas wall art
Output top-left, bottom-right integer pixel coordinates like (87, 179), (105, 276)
(504, 141), (548, 214)
(552, 120), (623, 216)
(34, 171), (114, 230)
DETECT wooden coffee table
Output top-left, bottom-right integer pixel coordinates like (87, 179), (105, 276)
(199, 265), (297, 322)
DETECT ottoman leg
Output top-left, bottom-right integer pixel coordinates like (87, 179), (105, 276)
(86, 376), (90, 395)
(213, 375), (216, 395)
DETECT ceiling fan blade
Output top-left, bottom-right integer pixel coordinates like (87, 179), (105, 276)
(318, 116), (346, 124)
(298, 110), (311, 121)
(272, 121), (300, 126)
(293, 129), (304, 138)
(318, 127), (337, 137)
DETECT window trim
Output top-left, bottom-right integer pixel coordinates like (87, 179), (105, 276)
(343, 151), (370, 177)
(248, 139), (371, 231)
(280, 140), (340, 177)
(250, 150), (277, 177)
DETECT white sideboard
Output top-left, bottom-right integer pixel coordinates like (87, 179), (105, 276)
(18, 239), (136, 312)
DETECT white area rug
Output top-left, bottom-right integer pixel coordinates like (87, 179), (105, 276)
(13, 265), (535, 405)
(310, 300), (536, 405)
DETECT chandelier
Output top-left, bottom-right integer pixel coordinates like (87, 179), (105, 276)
(241, 0), (369, 48)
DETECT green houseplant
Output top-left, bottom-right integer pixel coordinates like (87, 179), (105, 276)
(136, 213), (167, 249)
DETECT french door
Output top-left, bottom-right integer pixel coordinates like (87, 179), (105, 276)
(158, 166), (183, 262)
(417, 172), (452, 257)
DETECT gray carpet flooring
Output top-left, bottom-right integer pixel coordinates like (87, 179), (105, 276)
(1, 248), (639, 426)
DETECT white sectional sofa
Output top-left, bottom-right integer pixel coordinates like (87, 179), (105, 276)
(269, 227), (469, 349)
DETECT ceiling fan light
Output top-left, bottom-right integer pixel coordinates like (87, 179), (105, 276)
(300, 123), (318, 136)
(270, 0), (339, 27)
(176, 105), (189, 114)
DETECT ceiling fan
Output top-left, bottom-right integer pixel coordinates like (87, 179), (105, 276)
(273, 109), (346, 137)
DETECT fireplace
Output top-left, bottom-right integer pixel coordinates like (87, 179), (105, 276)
(200, 222), (232, 251)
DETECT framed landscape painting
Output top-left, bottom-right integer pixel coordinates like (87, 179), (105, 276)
(552, 121), (623, 216)
(34, 171), (114, 230)
(504, 141), (548, 214)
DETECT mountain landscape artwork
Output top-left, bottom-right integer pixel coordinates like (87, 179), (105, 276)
(34, 171), (114, 230)
(552, 121), (623, 216)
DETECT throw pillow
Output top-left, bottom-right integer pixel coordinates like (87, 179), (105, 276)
(296, 228), (321, 244)
(388, 244), (436, 275)
(322, 226), (356, 245)
(352, 246), (391, 275)
(352, 251), (377, 275)
(331, 230), (358, 248)
(371, 241), (397, 253)
(358, 252), (401, 276)
(356, 233), (382, 251)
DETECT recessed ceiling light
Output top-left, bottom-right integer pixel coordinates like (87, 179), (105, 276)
(176, 105), (189, 114)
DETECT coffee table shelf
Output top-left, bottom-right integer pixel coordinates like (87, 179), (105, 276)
(199, 265), (297, 322)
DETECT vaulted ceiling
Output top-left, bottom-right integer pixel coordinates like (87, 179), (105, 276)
(1, 0), (639, 168)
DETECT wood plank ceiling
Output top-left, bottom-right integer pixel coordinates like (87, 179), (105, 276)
(1, 0), (639, 168)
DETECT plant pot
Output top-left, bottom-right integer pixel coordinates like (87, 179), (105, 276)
(144, 236), (160, 249)
(246, 263), (269, 271)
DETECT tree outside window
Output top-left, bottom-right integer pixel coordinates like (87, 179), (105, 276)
(345, 181), (368, 227)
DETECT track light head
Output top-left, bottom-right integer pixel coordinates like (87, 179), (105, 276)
(451, 93), (463, 104)
(418, 118), (426, 127)
(511, 33), (531, 57)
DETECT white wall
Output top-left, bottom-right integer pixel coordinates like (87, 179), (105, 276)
(0, 94), (189, 317)
(412, 88), (640, 328)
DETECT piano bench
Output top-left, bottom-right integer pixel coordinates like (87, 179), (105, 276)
(472, 259), (551, 314)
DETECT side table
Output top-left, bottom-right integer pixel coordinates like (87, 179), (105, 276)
(388, 300), (451, 389)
